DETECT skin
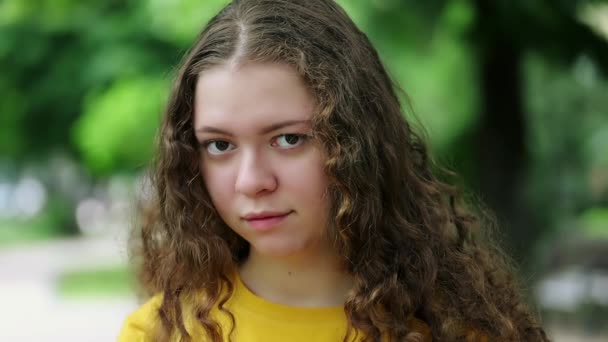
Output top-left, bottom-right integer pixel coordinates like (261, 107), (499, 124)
(193, 62), (352, 307)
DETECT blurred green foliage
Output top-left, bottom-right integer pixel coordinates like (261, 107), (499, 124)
(73, 76), (167, 173)
(526, 53), (608, 236)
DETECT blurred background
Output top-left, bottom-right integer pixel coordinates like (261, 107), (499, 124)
(0, 0), (607, 341)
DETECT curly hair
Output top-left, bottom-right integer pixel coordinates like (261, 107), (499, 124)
(132, 0), (550, 341)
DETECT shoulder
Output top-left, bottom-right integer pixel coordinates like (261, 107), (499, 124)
(118, 294), (163, 342)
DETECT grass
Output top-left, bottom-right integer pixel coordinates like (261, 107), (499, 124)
(581, 207), (608, 238)
(0, 214), (64, 248)
(56, 265), (134, 298)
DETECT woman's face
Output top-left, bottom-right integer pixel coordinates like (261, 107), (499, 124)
(194, 62), (331, 258)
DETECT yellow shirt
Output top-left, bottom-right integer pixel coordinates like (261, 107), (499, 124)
(118, 275), (432, 341)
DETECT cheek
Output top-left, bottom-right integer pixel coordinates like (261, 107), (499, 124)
(280, 153), (329, 204)
(201, 163), (234, 211)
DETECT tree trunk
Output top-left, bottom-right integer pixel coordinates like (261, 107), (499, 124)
(472, 0), (539, 264)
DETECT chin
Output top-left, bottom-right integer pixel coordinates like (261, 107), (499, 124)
(251, 241), (311, 258)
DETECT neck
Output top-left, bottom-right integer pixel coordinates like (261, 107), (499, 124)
(238, 244), (353, 307)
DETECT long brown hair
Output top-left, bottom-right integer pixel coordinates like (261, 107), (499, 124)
(133, 0), (549, 340)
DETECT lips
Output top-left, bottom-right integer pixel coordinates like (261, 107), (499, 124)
(242, 211), (292, 231)
(242, 211), (291, 221)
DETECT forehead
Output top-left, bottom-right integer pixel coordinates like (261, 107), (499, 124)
(193, 63), (315, 133)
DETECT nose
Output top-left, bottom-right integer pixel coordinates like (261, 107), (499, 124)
(235, 150), (278, 197)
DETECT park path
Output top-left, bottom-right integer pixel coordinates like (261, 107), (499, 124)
(0, 235), (138, 341)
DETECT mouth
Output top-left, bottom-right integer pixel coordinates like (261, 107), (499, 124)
(242, 211), (293, 231)
(242, 211), (292, 221)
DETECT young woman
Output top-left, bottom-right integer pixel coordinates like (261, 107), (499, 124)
(119, 0), (549, 341)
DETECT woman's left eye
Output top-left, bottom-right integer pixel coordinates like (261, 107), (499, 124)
(273, 134), (308, 149)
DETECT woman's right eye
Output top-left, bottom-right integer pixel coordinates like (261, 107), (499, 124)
(204, 140), (235, 155)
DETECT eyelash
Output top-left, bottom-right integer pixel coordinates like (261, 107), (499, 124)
(200, 133), (311, 155)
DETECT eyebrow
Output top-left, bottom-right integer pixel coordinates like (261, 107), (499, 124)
(195, 119), (311, 136)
